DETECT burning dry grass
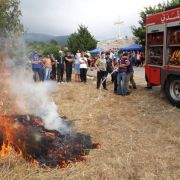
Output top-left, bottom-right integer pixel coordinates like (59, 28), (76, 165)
(0, 77), (180, 179)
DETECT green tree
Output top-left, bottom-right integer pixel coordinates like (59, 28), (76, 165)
(49, 40), (58, 45)
(43, 43), (61, 58)
(67, 25), (97, 53)
(26, 41), (62, 58)
(0, 0), (23, 38)
(131, 0), (180, 47)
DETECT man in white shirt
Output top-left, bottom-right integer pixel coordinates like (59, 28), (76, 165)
(79, 51), (88, 83)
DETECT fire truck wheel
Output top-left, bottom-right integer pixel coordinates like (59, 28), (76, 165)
(165, 76), (180, 108)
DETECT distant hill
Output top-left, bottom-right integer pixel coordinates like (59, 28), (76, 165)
(51, 36), (69, 46)
(22, 33), (54, 42)
(22, 33), (69, 45)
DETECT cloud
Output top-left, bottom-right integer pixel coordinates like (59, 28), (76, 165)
(20, 0), (166, 40)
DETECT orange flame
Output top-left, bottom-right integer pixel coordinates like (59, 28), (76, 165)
(0, 143), (12, 157)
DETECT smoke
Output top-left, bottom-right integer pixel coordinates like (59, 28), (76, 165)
(2, 38), (70, 134)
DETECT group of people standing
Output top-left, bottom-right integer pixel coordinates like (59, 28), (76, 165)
(56, 50), (88, 83)
(31, 50), (89, 83)
(95, 51), (137, 96)
(31, 49), (138, 96)
(31, 52), (56, 82)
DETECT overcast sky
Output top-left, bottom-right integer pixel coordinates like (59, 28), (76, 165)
(20, 0), (167, 40)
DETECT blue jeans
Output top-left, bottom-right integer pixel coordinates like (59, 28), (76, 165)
(117, 72), (127, 96)
(44, 68), (51, 81)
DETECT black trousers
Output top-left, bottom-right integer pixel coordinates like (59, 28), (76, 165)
(113, 71), (118, 93)
(66, 64), (72, 82)
(80, 68), (87, 83)
(111, 72), (116, 83)
(51, 64), (56, 80)
(107, 70), (115, 82)
(58, 64), (64, 82)
(136, 60), (141, 67)
(97, 70), (107, 89)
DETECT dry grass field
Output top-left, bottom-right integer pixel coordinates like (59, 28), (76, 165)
(0, 72), (180, 180)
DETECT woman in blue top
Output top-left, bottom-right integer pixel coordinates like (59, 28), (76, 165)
(73, 54), (80, 82)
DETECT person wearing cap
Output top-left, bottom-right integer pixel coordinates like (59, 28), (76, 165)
(85, 50), (91, 67)
(57, 51), (65, 83)
(65, 51), (73, 82)
(117, 51), (130, 96)
(95, 52), (107, 90)
(31, 51), (43, 82)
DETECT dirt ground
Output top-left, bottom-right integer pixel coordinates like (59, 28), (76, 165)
(0, 68), (180, 180)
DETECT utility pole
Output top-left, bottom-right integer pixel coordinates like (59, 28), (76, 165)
(114, 17), (124, 39)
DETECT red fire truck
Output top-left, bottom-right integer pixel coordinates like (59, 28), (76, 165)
(145, 6), (180, 107)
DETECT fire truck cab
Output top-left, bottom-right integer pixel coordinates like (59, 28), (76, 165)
(145, 6), (180, 107)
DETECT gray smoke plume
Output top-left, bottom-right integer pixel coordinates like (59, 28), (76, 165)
(3, 38), (69, 134)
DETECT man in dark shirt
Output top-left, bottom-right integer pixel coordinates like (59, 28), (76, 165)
(117, 51), (130, 96)
(106, 52), (114, 82)
(65, 51), (73, 82)
(57, 51), (65, 83)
